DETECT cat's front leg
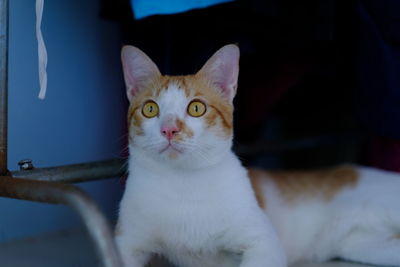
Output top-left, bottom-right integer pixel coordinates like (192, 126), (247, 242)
(239, 241), (287, 267)
(120, 249), (150, 267)
(115, 232), (152, 267)
(225, 216), (287, 267)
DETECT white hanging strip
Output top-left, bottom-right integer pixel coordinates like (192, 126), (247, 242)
(36, 0), (48, 99)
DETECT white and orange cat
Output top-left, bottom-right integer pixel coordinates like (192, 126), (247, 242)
(115, 44), (400, 267)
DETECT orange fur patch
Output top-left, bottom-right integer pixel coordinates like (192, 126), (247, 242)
(190, 73), (233, 137)
(127, 86), (155, 136)
(268, 165), (359, 202)
(248, 169), (266, 208)
(249, 165), (359, 205)
(176, 118), (194, 139)
(393, 234), (400, 239)
(207, 104), (233, 136)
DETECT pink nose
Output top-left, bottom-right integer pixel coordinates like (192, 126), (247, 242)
(161, 126), (180, 140)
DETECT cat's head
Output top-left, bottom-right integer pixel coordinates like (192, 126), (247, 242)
(121, 45), (239, 169)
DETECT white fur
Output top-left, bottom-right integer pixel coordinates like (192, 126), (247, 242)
(116, 84), (286, 267)
(260, 166), (400, 266)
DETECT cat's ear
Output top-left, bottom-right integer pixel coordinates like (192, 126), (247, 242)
(121, 46), (161, 102)
(197, 44), (240, 102)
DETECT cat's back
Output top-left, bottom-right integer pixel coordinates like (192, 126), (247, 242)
(249, 165), (358, 206)
(248, 166), (361, 263)
(248, 164), (400, 207)
(248, 165), (400, 264)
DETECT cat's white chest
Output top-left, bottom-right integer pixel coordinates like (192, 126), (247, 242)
(119, 158), (252, 267)
(127, 168), (232, 243)
(153, 201), (240, 267)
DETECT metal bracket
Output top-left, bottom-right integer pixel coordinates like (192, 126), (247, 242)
(0, 175), (122, 267)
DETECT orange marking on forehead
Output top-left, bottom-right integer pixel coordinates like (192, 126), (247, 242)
(153, 75), (191, 97)
(156, 76), (173, 95)
(265, 165), (359, 203)
(176, 76), (188, 93)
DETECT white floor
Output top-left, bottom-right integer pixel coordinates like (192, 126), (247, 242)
(0, 229), (372, 267)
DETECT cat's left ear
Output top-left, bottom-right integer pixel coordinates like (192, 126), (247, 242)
(197, 44), (240, 102)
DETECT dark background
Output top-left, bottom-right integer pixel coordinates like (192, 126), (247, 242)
(101, 0), (400, 171)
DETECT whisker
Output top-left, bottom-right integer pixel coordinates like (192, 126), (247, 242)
(119, 145), (130, 155)
(117, 132), (130, 142)
(181, 141), (213, 164)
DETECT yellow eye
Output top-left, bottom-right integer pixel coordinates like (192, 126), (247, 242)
(142, 101), (159, 118)
(187, 100), (206, 117)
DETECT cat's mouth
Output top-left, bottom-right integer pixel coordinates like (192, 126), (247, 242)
(159, 142), (183, 154)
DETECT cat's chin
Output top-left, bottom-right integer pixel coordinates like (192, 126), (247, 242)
(154, 142), (184, 161)
(159, 143), (183, 154)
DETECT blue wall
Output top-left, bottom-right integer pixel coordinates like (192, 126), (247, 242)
(0, 0), (127, 242)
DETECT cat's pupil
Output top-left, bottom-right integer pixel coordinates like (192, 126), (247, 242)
(149, 106), (153, 112)
(195, 105), (198, 112)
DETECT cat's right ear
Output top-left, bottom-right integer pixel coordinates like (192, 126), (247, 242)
(121, 46), (161, 102)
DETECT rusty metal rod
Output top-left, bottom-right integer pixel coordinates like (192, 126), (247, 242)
(0, 0), (9, 175)
(12, 158), (127, 183)
(0, 176), (122, 267)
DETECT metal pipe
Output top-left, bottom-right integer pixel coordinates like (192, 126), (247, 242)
(0, 0), (9, 175)
(12, 158), (127, 183)
(0, 176), (122, 267)
(0, 1), (122, 265)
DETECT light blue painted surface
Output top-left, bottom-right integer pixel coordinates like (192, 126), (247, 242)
(1, 0), (127, 242)
(131, 0), (234, 19)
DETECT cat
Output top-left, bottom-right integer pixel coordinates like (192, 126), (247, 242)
(115, 44), (400, 267)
